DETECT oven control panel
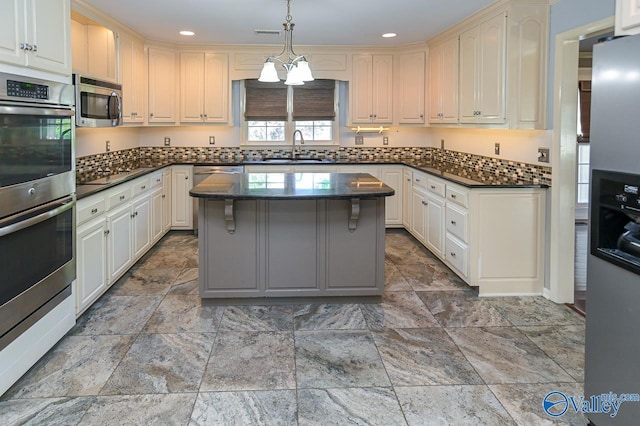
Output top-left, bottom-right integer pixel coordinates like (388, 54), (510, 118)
(6, 80), (49, 100)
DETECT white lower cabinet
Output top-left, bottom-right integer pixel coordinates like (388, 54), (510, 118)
(379, 165), (403, 227)
(75, 169), (172, 317)
(163, 168), (172, 232)
(445, 234), (468, 277)
(410, 186), (427, 243)
(75, 217), (108, 315)
(424, 193), (445, 257)
(171, 165), (193, 229)
(402, 168), (412, 229)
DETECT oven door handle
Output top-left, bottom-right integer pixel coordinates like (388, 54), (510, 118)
(0, 105), (75, 117)
(0, 199), (74, 237)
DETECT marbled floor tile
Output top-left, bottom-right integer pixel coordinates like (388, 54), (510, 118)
(446, 327), (575, 384)
(399, 263), (468, 291)
(0, 397), (95, 425)
(100, 332), (214, 395)
(143, 295), (225, 333)
(385, 261), (413, 292)
(417, 291), (511, 327)
(185, 251), (199, 268)
(201, 331), (295, 391)
(110, 267), (182, 296)
(136, 248), (190, 270)
(190, 390), (297, 426)
(156, 231), (198, 249)
(71, 295), (162, 336)
(489, 382), (587, 425)
(486, 296), (585, 327)
(372, 328), (483, 386)
(360, 291), (439, 330)
(385, 244), (440, 266)
(298, 387), (406, 426)
(295, 330), (391, 388)
(395, 385), (515, 426)
(218, 305), (293, 332)
(78, 393), (196, 426)
(4, 335), (134, 399)
(167, 268), (199, 295)
(293, 304), (367, 330)
(518, 325), (585, 382)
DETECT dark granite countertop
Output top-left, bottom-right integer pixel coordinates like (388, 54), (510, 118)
(75, 158), (548, 200)
(190, 172), (395, 200)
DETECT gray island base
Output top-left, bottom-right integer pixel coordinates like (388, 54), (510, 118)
(190, 172), (394, 300)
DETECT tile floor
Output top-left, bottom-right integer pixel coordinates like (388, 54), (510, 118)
(0, 230), (587, 425)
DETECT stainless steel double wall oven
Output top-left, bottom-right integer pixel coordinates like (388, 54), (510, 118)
(0, 72), (75, 350)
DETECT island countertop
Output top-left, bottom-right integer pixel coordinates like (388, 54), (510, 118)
(189, 172), (395, 200)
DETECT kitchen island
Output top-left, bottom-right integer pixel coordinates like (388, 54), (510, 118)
(190, 172), (394, 299)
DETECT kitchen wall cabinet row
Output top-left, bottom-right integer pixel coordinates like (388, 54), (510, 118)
(428, 0), (549, 129)
(75, 168), (172, 316)
(0, 0), (72, 77)
(71, 17), (116, 81)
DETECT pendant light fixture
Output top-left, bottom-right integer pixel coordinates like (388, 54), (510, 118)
(258, 0), (314, 85)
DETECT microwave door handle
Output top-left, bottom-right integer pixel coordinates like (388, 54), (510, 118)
(109, 92), (121, 123)
(0, 199), (74, 237)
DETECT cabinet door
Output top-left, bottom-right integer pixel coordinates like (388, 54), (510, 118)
(411, 187), (427, 243)
(203, 53), (229, 123)
(372, 54), (393, 123)
(477, 13), (506, 123)
(617, 0), (640, 35)
(440, 36), (460, 123)
(76, 218), (108, 315)
(402, 169), (412, 228)
(398, 51), (425, 124)
(120, 33), (145, 123)
(107, 204), (133, 284)
(163, 169), (172, 232)
(380, 166), (403, 226)
(428, 43), (443, 123)
(0, 0), (24, 66)
(132, 195), (151, 260)
(425, 194), (444, 257)
(151, 187), (164, 243)
(86, 25), (116, 81)
(25, 0), (72, 75)
(71, 19), (87, 73)
(171, 166), (193, 229)
(180, 52), (205, 123)
(459, 25), (480, 123)
(351, 54), (374, 123)
(148, 48), (177, 123)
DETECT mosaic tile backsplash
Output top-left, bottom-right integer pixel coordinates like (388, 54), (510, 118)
(76, 146), (552, 186)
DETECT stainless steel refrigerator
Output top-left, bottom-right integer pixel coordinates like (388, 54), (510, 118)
(585, 34), (640, 425)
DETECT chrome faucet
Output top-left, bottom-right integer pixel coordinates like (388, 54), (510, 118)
(292, 129), (304, 159)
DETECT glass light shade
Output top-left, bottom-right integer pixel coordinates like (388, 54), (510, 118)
(296, 59), (314, 82)
(258, 61), (280, 82)
(284, 65), (304, 85)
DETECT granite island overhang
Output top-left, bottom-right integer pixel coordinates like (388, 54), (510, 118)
(190, 172), (394, 299)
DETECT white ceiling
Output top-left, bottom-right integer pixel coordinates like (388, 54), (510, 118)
(83, 0), (497, 46)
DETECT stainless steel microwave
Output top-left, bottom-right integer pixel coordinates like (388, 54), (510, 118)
(73, 74), (122, 127)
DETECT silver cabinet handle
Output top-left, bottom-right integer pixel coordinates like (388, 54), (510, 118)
(162, 194), (166, 198)
(131, 213), (136, 218)
(91, 208), (98, 214)
(150, 113), (154, 118)
(32, 44), (37, 52)
(451, 220), (456, 225)
(451, 194), (457, 199)
(141, 185), (146, 190)
(104, 229), (110, 236)
(120, 195), (126, 201)
(185, 176), (189, 180)
(430, 185), (436, 189)
(450, 252), (456, 257)
(415, 178), (420, 182)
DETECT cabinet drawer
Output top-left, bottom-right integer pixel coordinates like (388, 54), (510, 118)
(445, 204), (468, 241)
(149, 172), (163, 189)
(107, 187), (131, 210)
(427, 178), (445, 197)
(77, 197), (105, 225)
(132, 177), (151, 197)
(446, 185), (469, 208)
(445, 235), (468, 277)
(413, 171), (427, 189)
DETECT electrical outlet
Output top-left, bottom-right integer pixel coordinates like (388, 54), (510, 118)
(538, 147), (550, 163)
(164, 137), (171, 147)
(355, 135), (364, 145)
(494, 143), (500, 155)
(441, 139), (445, 150)
(209, 136), (215, 145)
(105, 140), (110, 152)
(383, 136), (389, 145)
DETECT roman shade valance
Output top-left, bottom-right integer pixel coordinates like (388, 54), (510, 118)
(292, 80), (336, 121)
(244, 79), (287, 121)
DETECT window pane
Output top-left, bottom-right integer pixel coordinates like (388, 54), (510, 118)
(314, 121), (332, 126)
(248, 127), (266, 141)
(578, 144), (590, 163)
(297, 126), (314, 140)
(296, 121), (313, 126)
(314, 126), (332, 140)
(267, 126), (285, 141)
(578, 165), (590, 184)
(578, 184), (590, 204)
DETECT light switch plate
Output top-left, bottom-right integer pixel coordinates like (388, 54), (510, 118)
(355, 135), (364, 145)
(538, 147), (550, 163)
(209, 136), (215, 145)
(105, 140), (110, 152)
(164, 137), (171, 147)
(494, 143), (500, 155)
(383, 136), (389, 145)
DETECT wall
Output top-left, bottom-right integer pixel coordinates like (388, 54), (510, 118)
(546, 0), (615, 127)
(75, 127), (140, 157)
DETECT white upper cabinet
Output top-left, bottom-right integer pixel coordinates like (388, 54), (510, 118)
(459, 12), (506, 124)
(396, 51), (425, 124)
(120, 32), (146, 124)
(350, 54), (393, 124)
(428, 36), (459, 124)
(616, 0), (640, 35)
(180, 52), (229, 124)
(148, 47), (177, 124)
(0, 0), (72, 76)
(71, 16), (117, 81)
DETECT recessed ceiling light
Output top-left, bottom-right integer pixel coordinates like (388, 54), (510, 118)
(179, 30), (195, 36)
(382, 33), (397, 38)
